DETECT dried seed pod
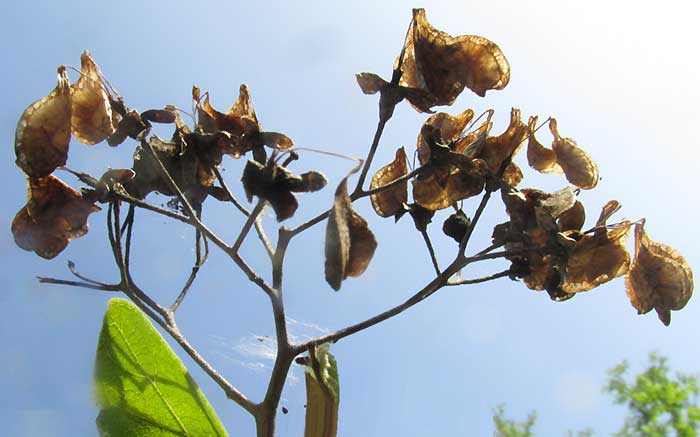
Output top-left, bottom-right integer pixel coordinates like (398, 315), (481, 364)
(70, 51), (116, 145)
(526, 116), (563, 174)
(370, 147), (409, 217)
(416, 109), (474, 164)
(355, 72), (388, 95)
(140, 108), (178, 124)
(442, 210), (471, 243)
(557, 200), (586, 232)
(550, 119), (599, 190)
(561, 221), (632, 293)
(400, 8), (510, 112)
(625, 220), (693, 326)
(241, 160), (326, 222)
(197, 84), (293, 157)
(325, 175), (377, 290)
(476, 108), (528, 178)
(455, 109), (494, 156)
(12, 175), (100, 259)
(15, 67), (72, 177)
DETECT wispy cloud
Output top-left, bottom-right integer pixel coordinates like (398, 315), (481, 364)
(209, 318), (330, 387)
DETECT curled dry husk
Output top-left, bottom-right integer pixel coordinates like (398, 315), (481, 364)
(370, 147), (409, 217)
(15, 67), (72, 178)
(195, 84), (293, 158)
(412, 150), (488, 210)
(560, 221), (632, 293)
(12, 175), (100, 259)
(466, 108), (528, 186)
(241, 159), (327, 222)
(625, 220), (693, 326)
(70, 51), (116, 145)
(526, 116), (562, 174)
(325, 174), (377, 290)
(400, 8), (510, 111)
(526, 117), (599, 189)
(416, 108), (474, 164)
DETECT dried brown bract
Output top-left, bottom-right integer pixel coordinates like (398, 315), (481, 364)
(15, 67), (72, 177)
(107, 109), (147, 147)
(625, 220), (693, 326)
(526, 116), (562, 175)
(241, 159), (327, 222)
(412, 142), (488, 210)
(550, 119), (599, 190)
(560, 221), (632, 293)
(453, 109), (493, 155)
(196, 85), (293, 158)
(465, 108), (528, 186)
(399, 9), (510, 111)
(12, 175), (100, 259)
(370, 147), (409, 217)
(325, 174), (377, 290)
(557, 200), (585, 232)
(70, 51), (116, 145)
(416, 109), (474, 164)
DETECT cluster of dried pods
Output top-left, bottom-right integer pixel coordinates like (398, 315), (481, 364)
(12, 8), (693, 326)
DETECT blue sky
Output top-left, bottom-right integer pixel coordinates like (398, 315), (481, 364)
(2, 1), (699, 436)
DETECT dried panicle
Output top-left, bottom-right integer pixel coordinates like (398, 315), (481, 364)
(12, 175), (100, 259)
(370, 147), (409, 217)
(416, 108), (474, 164)
(70, 51), (116, 145)
(15, 67), (72, 177)
(400, 9), (510, 112)
(550, 119), (599, 190)
(526, 116), (562, 174)
(625, 220), (693, 326)
(325, 174), (377, 290)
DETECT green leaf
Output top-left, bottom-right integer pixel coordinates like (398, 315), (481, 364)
(94, 298), (228, 437)
(303, 343), (340, 437)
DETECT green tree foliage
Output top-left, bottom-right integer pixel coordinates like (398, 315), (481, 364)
(495, 354), (699, 437)
(493, 405), (537, 437)
(605, 353), (700, 437)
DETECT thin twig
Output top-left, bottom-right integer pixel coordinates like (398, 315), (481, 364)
(420, 230), (441, 275)
(458, 190), (493, 255)
(213, 167), (250, 216)
(139, 133), (276, 296)
(161, 313), (258, 414)
(295, 259), (463, 352)
(67, 261), (115, 288)
(36, 277), (121, 291)
(352, 119), (388, 197)
(232, 201), (266, 253)
(446, 269), (511, 286)
(351, 165), (424, 200)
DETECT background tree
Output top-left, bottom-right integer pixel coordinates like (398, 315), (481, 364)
(605, 353), (700, 436)
(3, 0), (692, 436)
(495, 354), (698, 437)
